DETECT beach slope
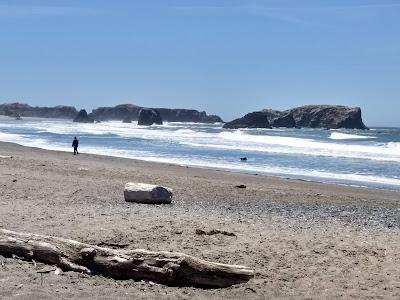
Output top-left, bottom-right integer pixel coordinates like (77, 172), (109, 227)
(0, 142), (399, 299)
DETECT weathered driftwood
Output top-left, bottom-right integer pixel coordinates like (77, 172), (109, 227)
(0, 229), (254, 288)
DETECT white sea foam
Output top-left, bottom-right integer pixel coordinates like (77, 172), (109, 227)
(50, 145), (400, 188)
(0, 132), (27, 143)
(329, 132), (375, 140)
(206, 130), (400, 162)
(180, 140), (400, 162)
(2, 120), (400, 163)
(0, 132), (68, 151)
(388, 142), (400, 149)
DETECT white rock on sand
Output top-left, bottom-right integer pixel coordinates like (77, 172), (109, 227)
(124, 182), (173, 204)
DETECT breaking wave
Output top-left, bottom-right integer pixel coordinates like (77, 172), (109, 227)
(329, 132), (376, 140)
(0, 118), (399, 190)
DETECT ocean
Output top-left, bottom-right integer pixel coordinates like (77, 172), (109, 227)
(0, 117), (399, 191)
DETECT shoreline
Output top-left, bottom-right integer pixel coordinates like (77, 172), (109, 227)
(1, 140), (400, 194)
(1, 140), (399, 200)
(1, 141), (400, 299)
(0, 115), (399, 192)
(1, 140), (399, 214)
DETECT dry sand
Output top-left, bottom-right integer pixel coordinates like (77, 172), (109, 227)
(0, 141), (400, 299)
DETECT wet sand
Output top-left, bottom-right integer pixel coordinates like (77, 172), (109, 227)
(0, 141), (400, 299)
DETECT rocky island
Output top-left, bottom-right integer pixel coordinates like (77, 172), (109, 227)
(137, 108), (163, 125)
(0, 102), (78, 119)
(89, 104), (223, 123)
(73, 109), (94, 123)
(0, 102), (222, 124)
(0, 102), (368, 129)
(223, 105), (368, 130)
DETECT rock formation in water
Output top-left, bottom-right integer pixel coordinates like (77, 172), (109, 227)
(137, 108), (163, 125)
(266, 111), (297, 128)
(222, 111), (272, 129)
(89, 104), (138, 122)
(288, 105), (368, 129)
(89, 104), (223, 123)
(73, 109), (94, 123)
(122, 115), (132, 123)
(0, 102), (78, 119)
(155, 108), (222, 123)
(0, 102), (222, 123)
(223, 105), (368, 130)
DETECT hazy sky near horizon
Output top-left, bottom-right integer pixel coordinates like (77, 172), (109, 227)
(0, 0), (399, 126)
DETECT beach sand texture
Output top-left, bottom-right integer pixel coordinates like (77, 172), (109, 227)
(1, 141), (400, 299)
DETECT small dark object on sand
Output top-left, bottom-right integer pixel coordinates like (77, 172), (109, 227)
(195, 229), (236, 237)
(240, 157), (247, 161)
(235, 184), (246, 189)
(37, 267), (57, 274)
(97, 241), (129, 249)
(12, 179), (17, 183)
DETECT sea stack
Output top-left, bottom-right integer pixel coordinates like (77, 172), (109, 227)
(89, 104), (223, 123)
(138, 108), (163, 125)
(289, 105), (368, 129)
(0, 102), (78, 119)
(223, 105), (368, 130)
(223, 111), (272, 129)
(122, 115), (132, 123)
(73, 109), (94, 123)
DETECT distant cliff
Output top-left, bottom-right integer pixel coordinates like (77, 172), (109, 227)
(221, 111), (272, 129)
(89, 104), (223, 123)
(73, 109), (94, 123)
(137, 108), (163, 125)
(0, 102), (78, 119)
(223, 105), (368, 130)
(0, 102), (223, 123)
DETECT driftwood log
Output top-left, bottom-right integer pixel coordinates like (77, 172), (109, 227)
(0, 229), (254, 288)
(124, 182), (173, 204)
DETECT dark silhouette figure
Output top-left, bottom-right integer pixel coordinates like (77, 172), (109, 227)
(72, 136), (79, 155)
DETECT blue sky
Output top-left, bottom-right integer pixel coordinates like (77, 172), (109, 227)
(0, 0), (399, 126)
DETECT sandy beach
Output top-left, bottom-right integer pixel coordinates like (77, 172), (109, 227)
(0, 141), (399, 299)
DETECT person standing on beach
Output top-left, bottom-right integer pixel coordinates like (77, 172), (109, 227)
(72, 136), (79, 155)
